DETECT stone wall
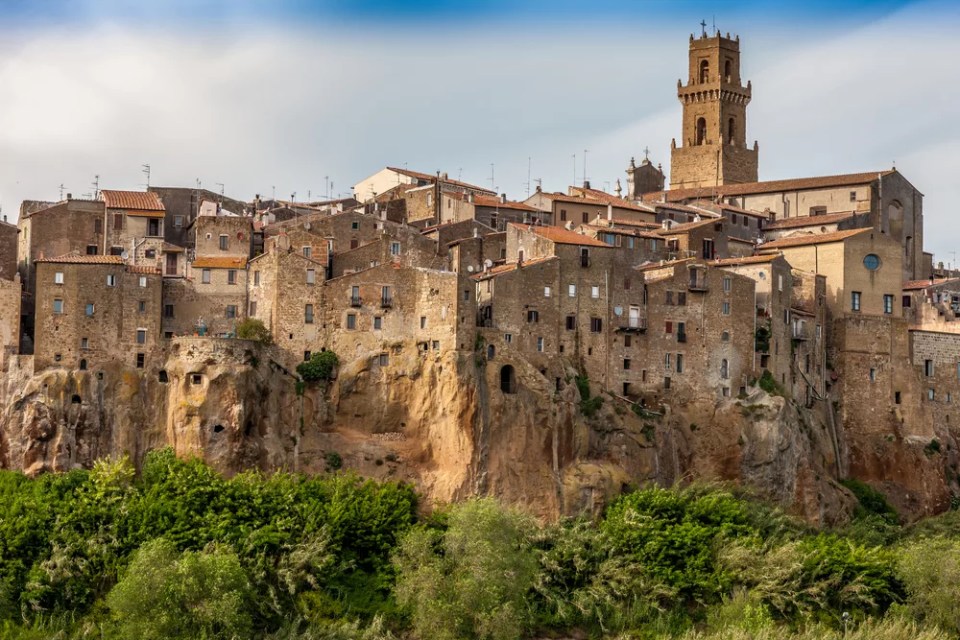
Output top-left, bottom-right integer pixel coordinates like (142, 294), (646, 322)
(0, 275), (21, 371)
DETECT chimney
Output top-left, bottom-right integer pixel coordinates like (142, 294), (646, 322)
(535, 185), (542, 193)
(583, 180), (591, 189)
(66, 193), (72, 200)
(441, 172), (448, 180)
(607, 203), (613, 223)
(500, 193), (507, 204)
(2, 215), (5, 223)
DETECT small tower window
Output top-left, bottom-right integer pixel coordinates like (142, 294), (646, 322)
(696, 117), (707, 145)
(724, 59), (732, 81)
(699, 59), (709, 83)
(727, 118), (735, 144)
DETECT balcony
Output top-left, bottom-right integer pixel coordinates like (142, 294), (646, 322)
(380, 296), (393, 308)
(618, 318), (647, 333)
(688, 280), (708, 292)
(350, 296), (362, 308)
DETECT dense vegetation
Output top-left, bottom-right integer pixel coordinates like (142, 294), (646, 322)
(1, 451), (958, 639)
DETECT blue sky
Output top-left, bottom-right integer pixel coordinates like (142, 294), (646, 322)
(0, 0), (958, 261)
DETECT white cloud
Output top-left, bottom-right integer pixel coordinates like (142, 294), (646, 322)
(0, 2), (956, 260)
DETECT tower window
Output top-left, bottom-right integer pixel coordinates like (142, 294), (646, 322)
(727, 117), (735, 144)
(724, 59), (732, 81)
(699, 59), (709, 83)
(696, 117), (707, 145)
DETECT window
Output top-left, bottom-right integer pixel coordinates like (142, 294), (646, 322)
(527, 310), (539, 323)
(86, 245), (98, 255)
(696, 117), (706, 144)
(377, 352), (389, 367)
(85, 303), (95, 317)
(227, 269), (237, 285)
(306, 269), (316, 284)
(677, 292), (686, 306)
(136, 329), (146, 344)
(136, 353), (145, 369)
(302, 246), (312, 258)
(895, 391), (901, 404)
(665, 321), (673, 334)
(81, 337), (89, 350)
(925, 359), (934, 377)
(504, 333), (513, 343)
(582, 211), (589, 224)
(591, 285), (600, 299)
(677, 322), (686, 342)
(928, 388), (935, 401)
(869, 368), (876, 382)
(722, 301), (731, 315)
(851, 291), (861, 312)
(624, 335), (632, 347)
(420, 316), (427, 329)
(568, 284), (576, 297)
(777, 274), (784, 292)
(849, 191), (857, 202)
(373, 316), (382, 330)
(624, 358), (631, 370)
(544, 286), (551, 298)
(580, 247), (590, 267)
(139, 276), (147, 287)
(721, 331), (730, 342)
(95, 219), (103, 233)
(225, 305), (237, 319)
(174, 215), (184, 228)
(537, 337), (544, 352)
(883, 294), (894, 315)
(191, 373), (202, 385)
(390, 242), (401, 256)
(138, 300), (146, 313)
(863, 254), (881, 271)
(665, 291), (673, 305)
(254, 271), (261, 286)
(676, 354), (684, 373)
(114, 213), (124, 230)
(565, 315), (576, 331)
(106, 274), (116, 287)
(590, 317), (603, 332)
(723, 277), (731, 293)
(560, 209), (567, 221)
(720, 358), (729, 379)
(346, 313), (356, 330)
(816, 324), (822, 340)
(903, 295), (911, 308)
(664, 376), (671, 389)
(624, 277), (631, 290)
(351, 220), (360, 230)
(249, 301), (257, 316)
(201, 269), (211, 284)
(164, 304), (174, 318)
(664, 353), (672, 369)
(54, 271), (64, 284)
(219, 235), (228, 250)
(305, 304), (314, 324)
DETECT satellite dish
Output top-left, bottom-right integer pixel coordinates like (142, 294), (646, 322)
(467, 265), (474, 273)
(483, 259), (493, 269)
(120, 250), (129, 260)
(614, 306), (623, 316)
(304, 221), (311, 230)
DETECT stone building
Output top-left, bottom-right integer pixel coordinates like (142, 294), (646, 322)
(100, 190), (167, 259)
(634, 259), (756, 401)
(190, 213), (253, 260)
(902, 278), (960, 329)
(0, 216), (17, 280)
(789, 270), (828, 406)
(33, 254), (162, 372)
(150, 186), (251, 248)
(17, 198), (105, 287)
(669, 32), (758, 189)
(173, 256), (249, 337)
(625, 156), (665, 199)
(331, 231), (447, 278)
(352, 166), (494, 205)
(656, 217), (729, 261)
(439, 192), (545, 229)
(0, 274), (21, 371)
(526, 186), (656, 229)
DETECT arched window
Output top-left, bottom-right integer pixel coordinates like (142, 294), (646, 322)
(720, 359), (729, 379)
(487, 344), (495, 360)
(79, 359), (87, 371)
(699, 60), (709, 83)
(906, 236), (913, 259)
(696, 118), (707, 145)
(500, 365), (517, 394)
(727, 118), (735, 144)
(724, 59), (732, 81)
(883, 200), (902, 235)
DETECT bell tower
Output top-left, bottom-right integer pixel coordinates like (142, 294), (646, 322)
(669, 30), (758, 190)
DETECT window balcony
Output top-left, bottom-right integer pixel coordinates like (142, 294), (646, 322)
(350, 296), (362, 308)
(380, 296), (393, 308)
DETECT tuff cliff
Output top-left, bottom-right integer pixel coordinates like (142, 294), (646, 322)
(0, 337), (953, 524)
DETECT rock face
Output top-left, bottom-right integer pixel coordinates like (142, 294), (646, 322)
(0, 338), (951, 524)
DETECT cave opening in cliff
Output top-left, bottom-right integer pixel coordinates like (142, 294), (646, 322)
(71, 395), (81, 404)
(500, 365), (516, 394)
(213, 424), (225, 433)
(158, 370), (168, 383)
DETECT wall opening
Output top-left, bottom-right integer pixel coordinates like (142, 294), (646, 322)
(79, 359), (87, 371)
(727, 117), (735, 144)
(500, 365), (517, 394)
(699, 59), (709, 83)
(486, 344), (495, 359)
(71, 394), (81, 404)
(724, 59), (732, 81)
(158, 370), (168, 383)
(213, 424), (225, 433)
(696, 117), (707, 145)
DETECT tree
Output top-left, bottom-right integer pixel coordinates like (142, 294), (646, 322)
(106, 539), (253, 640)
(237, 318), (273, 344)
(298, 351), (339, 383)
(393, 498), (537, 640)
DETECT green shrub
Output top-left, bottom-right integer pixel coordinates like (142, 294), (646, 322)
(236, 317), (273, 344)
(757, 370), (784, 397)
(841, 479), (899, 525)
(298, 351), (340, 383)
(896, 536), (960, 634)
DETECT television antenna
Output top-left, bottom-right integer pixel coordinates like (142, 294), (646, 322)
(142, 163), (151, 188)
(58, 184), (65, 200)
(583, 149), (589, 186)
(91, 174), (100, 199)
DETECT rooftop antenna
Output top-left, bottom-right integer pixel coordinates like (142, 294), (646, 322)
(324, 175), (329, 199)
(489, 163), (495, 190)
(572, 154), (576, 187)
(142, 163), (151, 188)
(91, 175), (99, 199)
(525, 156), (532, 197)
(583, 149), (589, 186)
(195, 178), (201, 190)
(291, 192), (296, 202)
(58, 184), (65, 200)
(534, 178), (542, 190)
(457, 168), (463, 181)
(712, 15), (717, 35)
(307, 190), (311, 201)
(271, 185), (276, 200)
(215, 182), (224, 202)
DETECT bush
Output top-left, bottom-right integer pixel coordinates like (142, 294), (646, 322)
(237, 318), (273, 344)
(757, 370), (784, 397)
(897, 536), (960, 634)
(393, 498), (537, 640)
(298, 351), (340, 383)
(840, 479), (898, 525)
(575, 374), (603, 417)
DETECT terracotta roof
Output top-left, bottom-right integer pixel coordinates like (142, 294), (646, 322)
(100, 190), (166, 212)
(690, 200), (769, 218)
(473, 256), (556, 280)
(649, 201), (707, 215)
(655, 218), (720, 235)
(127, 265), (161, 275)
(635, 258), (697, 272)
(711, 254), (783, 267)
(903, 278), (960, 291)
(643, 170), (896, 202)
(566, 186), (654, 213)
(759, 228), (869, 250)
(162, 242), (185, 253)
(472, 194), (540, 212)
(386, 166), (495, 195)
(510, 223), (609, 247)
(762, 211), (857, 230)
(611, 218), (661, 229)
(36, 253), (123, 265)
(729, 237), (756, 244)
(191, 256), (248, 269)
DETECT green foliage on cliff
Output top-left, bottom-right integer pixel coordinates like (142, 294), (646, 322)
(237, 317), (274, 344)
(2, 457), (960, 639)
(298, 351), (340, 382)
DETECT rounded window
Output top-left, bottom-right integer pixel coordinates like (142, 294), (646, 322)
(863, 254), (881, 271)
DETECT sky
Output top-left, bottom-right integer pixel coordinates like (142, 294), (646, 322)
(0, 0), (958, 261)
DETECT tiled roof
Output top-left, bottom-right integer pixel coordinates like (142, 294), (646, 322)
(473, 256), (557, 281)
(386, 166), (496, 195)
(762, 211), (857, 230)
(655, 218), (719, 235)
(729, 236), (757, 244)
(191, 256), (248, 269)
(643, 170), (896, 202)
(473, 194), (540, 212)
(510, 223), (610, 247)
(759, 228), (869, 250)
(565, 186), (654, 212)
(635, 258), (697, 272)
(162, 242), (185, 253)
(711, 254), (783, 267)
(36, 253), (123, 265)
(903, 278), (960, 291)
(100, 190), (166, 212)
(689, 200), (769, 218)
(611, 218), (660, 229)
(127, 265), (161, 275)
